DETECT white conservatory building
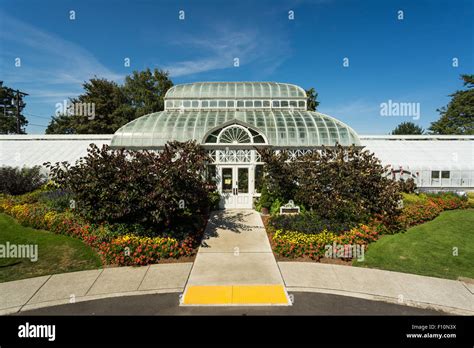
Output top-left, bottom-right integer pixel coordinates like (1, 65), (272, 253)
(0, 82), (473, 209)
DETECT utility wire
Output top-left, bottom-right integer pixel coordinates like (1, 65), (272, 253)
(23, 112), (52, 120)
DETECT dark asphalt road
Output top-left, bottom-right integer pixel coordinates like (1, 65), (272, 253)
(16, 292), (444, 315)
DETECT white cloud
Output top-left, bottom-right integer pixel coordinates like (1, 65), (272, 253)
(0, 11), (123, 103)
(162, 26), (290, 77)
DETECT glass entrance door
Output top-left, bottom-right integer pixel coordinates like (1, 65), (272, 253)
(218, 166), (252, 209)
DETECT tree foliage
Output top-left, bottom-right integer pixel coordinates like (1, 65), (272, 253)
(391, 121), (424, 135)
(429, 74), (474, 135)
(46, 68), (173, 134)
(305, 88), (320, 111)
(0, 83), (28, 134)
(45, 141), (210, 229)
(123, 68), (173, 118)
(0, 166), (46, 195)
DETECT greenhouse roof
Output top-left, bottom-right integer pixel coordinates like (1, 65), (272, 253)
(164, 82), (307, 99)
(110, 109), (361, 148)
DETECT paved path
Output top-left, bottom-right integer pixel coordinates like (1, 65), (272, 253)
(279, 262), (474, 315)
(181, 210), (290, 305)
(0, 263), (192, 315)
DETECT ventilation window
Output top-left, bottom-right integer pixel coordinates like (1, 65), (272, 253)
(220, 126), (251, 143)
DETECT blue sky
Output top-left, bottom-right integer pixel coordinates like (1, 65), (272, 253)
(0, 0), (472, 134)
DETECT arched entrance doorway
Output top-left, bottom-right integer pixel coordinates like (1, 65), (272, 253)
(204, 123), (267, 209)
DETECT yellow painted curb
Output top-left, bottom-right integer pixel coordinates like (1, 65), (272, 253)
(183, 285), (289, 305)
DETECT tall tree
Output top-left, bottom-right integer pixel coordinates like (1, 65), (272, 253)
(46, 78), (127, 134)
(305, 88), (320, 111)
(391, 121), (424, 135)
(0, 83), (28, 134)
(45, 114), (77, 134)
(123, 68), (173, 119)
(46, 68), (174, 134)
(429, 74), (474, 135)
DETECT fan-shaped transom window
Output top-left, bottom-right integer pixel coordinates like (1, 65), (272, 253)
(220, 126), (251, 144)
(204, 124), (267, 144)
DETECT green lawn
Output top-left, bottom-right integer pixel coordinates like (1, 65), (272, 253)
(354, 209), (474, 280)
(0, 213), (102, 283)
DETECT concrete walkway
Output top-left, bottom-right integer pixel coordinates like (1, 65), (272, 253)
(181, 210), (290, 305)
(0, 263), (192, 315)
(279, 262), (474, 315)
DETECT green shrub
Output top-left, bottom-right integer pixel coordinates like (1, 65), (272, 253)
(0, 166), (47, 195)
(468, 192), (474, 208)
(269, 211), (356, 235)
(270, 198), (283, 215)
(255, 184), (274, 211)
(402, 192), (428, 206)
(207, 191), (221, 211)
(38, 189), (74, 212)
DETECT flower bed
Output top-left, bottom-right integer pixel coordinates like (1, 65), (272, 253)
(271, 224), (379, 260)
(397, 195), (467, 228)
(98, 234), (197, 266)
(0, 196), (203, 266)
(269, 193), (468, 260)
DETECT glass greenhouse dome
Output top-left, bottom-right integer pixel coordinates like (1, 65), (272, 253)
(111, 82), (360, 149)
(111, 82), (361, 209)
